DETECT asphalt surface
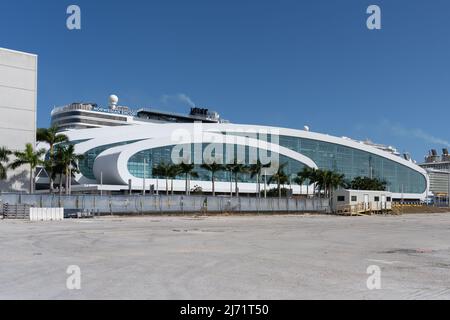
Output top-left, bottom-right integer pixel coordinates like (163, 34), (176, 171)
(1, 213), (450, 299)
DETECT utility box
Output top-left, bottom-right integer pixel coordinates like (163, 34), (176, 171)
(332, 189), (392, 214)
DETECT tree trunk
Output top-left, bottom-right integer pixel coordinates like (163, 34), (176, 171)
(29, 164), (33, 194)
(235, 174), (238, 198)
(49, 177), (54, 194)
(256, 174), (260, 197)
(65, 167), (69, 195)
(69, 167), (72, 195)
(264, 174), (267, 198)
(278, 180), (281, 199)
(212, 174), (215, 196)
(166, 177), (169, 195)
(59, 173), (63, 196)
(229, 170), (233, 198)
(49, 145), (54, 193)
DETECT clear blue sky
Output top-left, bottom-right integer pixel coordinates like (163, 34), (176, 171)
(1, 0), (450, 161)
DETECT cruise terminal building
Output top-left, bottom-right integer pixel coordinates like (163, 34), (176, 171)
(49, 96), (429, 200)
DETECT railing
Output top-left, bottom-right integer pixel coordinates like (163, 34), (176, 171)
(1, 203), (32, 219)
(51, 104), (136, 117)
(51, 103), (94, 115)
(334, 202), (392, 216)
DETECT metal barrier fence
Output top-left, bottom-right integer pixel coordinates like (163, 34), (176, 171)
(0, 194), (330, 215)
(1, 203), (31, 219)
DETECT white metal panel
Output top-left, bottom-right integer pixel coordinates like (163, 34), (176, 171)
(0, 65), (36, 91)
(0, 107), (35, 131)
(0, 47), (37, 70)
(0, 87), (35, 110)
(29, 208), (64, 221)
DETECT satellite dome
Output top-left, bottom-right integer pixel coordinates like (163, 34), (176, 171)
(109, 95), (119, 109)
(109, 94), (119, 104)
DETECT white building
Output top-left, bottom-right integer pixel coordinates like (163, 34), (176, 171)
(0, 48), (37, 192)
(332, 189), (393, 213)
(46, 96), (429, 200)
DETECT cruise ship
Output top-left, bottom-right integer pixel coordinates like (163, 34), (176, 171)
(51, 95), (224, 131)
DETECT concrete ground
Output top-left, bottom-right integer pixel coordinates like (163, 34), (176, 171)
(1, 213), (450, 300)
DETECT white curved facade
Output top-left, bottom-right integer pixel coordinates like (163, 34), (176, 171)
(63, 122), (429, 200)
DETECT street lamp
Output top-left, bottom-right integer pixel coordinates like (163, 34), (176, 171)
(447, 162), (450, 208)
(142, 158), (147, 196)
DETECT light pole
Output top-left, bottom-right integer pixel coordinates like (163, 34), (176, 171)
(264, 168), (267, 199)
(229, 169), (233, 198)
(447, 163), (450, 208)
(401, 184), (404, 205)
(100, 171), (103, 196)
(142, 158), (146, 196)
(156, 177), (159, 195)
(68, 165), (72, 195)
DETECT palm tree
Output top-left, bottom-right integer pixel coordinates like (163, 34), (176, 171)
(321, 170), (333, 198)
(295, 167), (313, 197)
(248, 160), (271, 197)
(293, 175), (306, 196)
(349, 176), (386, 191)
(329, 172), (346, 193)
(318, 170), (346, 208)
(37, 126), (68, 193)
(53, 154), (66, 195)
(152, 162), (172, 195)
(54, 144), (84, 195)
(305, 169), (346, 199)
(168, 164), (181, 195)
(308, 168), (325, 198)
(178, 162), (199, 195)
(0, 147), (12, 181)
(200, 162), (224, 196)
(268, 163), (288, 198)
(9, 143), (45, 194)
(226, 159), (248, 197)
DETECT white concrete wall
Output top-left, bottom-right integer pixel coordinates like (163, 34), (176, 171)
(29, 208), (64, 221)
(0, 48), (37, 192)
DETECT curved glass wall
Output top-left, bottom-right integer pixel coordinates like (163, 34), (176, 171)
(126, 136), (426, 194)
(222, 133), (426, 194)
(79, 140), (142, 179)
(127, 143), (306, 183)
(276, 135), (426, 194)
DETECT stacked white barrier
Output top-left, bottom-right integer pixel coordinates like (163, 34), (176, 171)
(29, 208), (64, 221)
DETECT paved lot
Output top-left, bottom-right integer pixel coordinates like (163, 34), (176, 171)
(1, 213), (450, 300)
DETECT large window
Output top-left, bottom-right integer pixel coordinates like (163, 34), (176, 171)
(52, 111), (128, 122)
(276, 135), (426, 194)
(79, 140), (142, 179)
(127, 143), (306, 183)
(224, 133), (426, 194)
